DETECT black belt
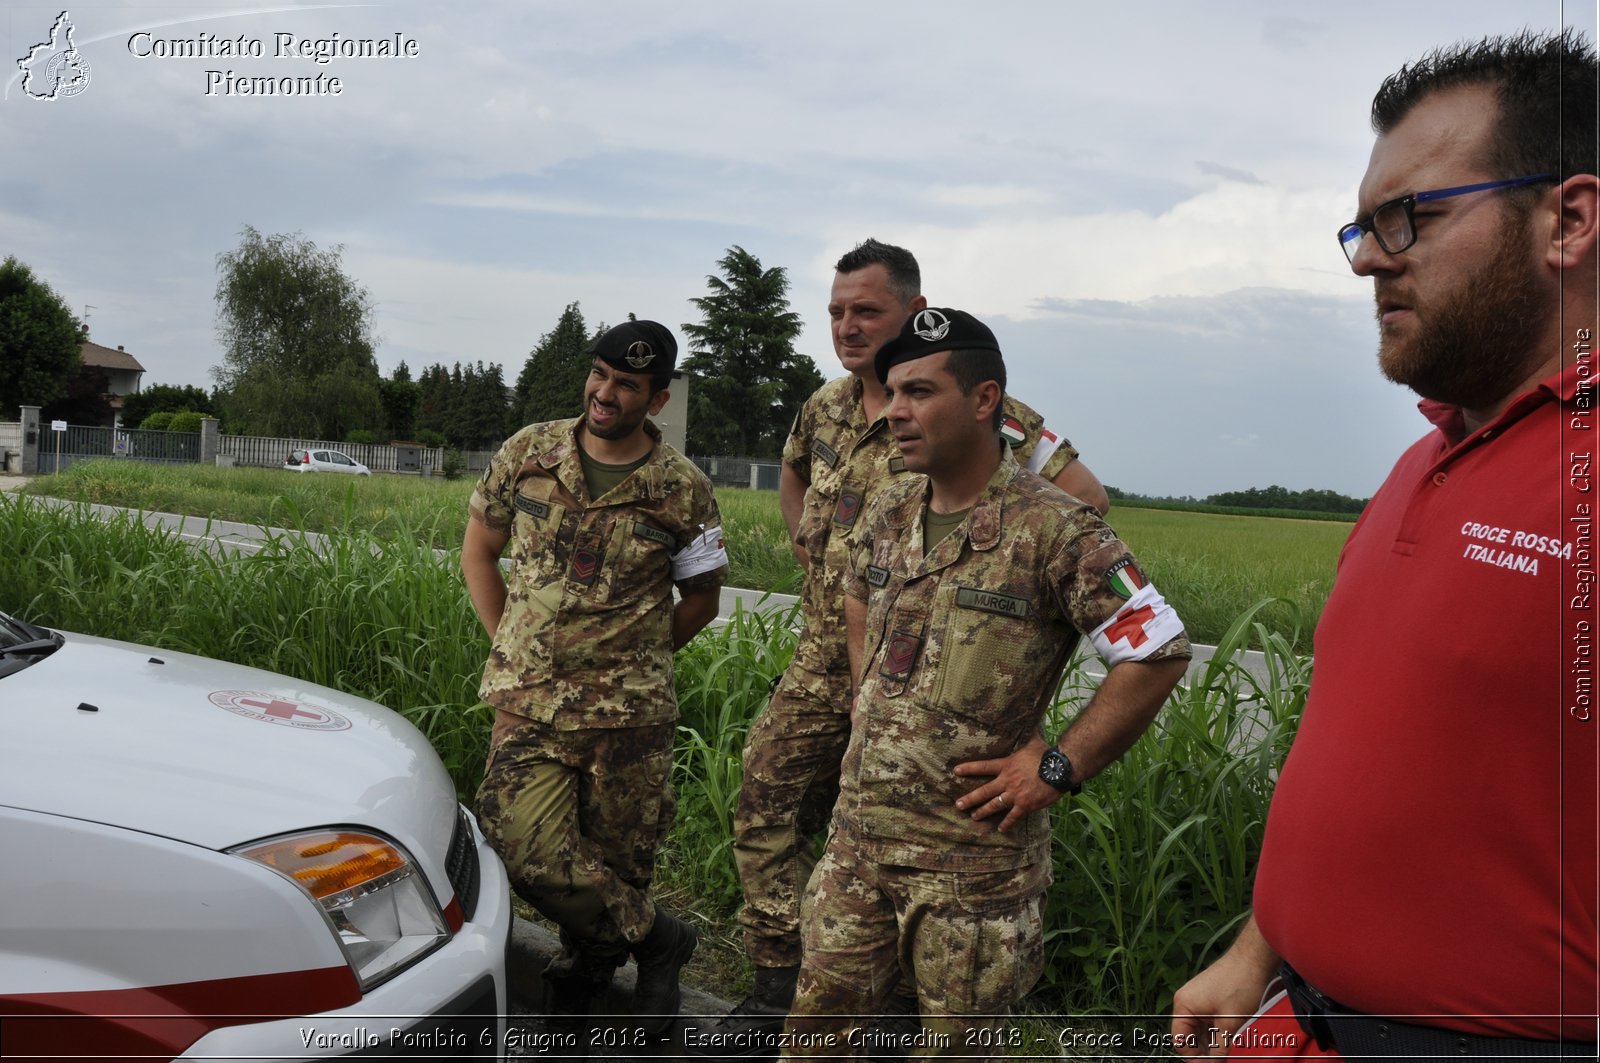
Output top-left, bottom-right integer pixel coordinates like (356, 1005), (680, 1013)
(1281, 963), (1596, 1060)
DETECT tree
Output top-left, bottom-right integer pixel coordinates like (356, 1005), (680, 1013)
(409, 360), (511, 449)
(212, 226), (383, 439)
(680, 246), (819, 458)
(461, 360), (511, 449)
(0, 256), (82, 415)
(513, 302), (591, 426)
(121, 383), (213, 427)
(40, 364), (112, 425)
(379, 361), (420, 440)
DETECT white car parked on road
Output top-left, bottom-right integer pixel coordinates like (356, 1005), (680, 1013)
(285, 449), (372, 476)
(0, 609), (511, 1060)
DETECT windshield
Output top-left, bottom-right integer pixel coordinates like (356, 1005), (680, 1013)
(0, 611), (64, 678)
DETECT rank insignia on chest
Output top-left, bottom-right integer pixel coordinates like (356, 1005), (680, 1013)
(514, 494), (551, 520)
(879, 631), (922, 678)
(888, 456), (907, 473)
(833, 489), (864, 528)
(1106, 558), (1146, 599)
(812, 440), (840, 468)
(1000, 416), (1026, 449)
(571, 548), (601, 586)
(866, 565), (890, 588)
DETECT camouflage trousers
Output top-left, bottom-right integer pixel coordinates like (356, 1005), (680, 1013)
(779, 838), (1046, 1062)
(732, 660), (853, 968)
(476, 710), (676, 980)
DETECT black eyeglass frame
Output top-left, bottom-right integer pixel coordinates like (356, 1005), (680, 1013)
(1337, 173), (1557, 264)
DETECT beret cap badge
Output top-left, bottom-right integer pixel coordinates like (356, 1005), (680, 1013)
(625, 340), (654, 369)
(912, 309), (952, 341)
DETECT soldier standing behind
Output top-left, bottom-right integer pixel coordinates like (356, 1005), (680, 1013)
(700, 240), (1108, 1053)
(461, 320), (728, 1037)
(780, 309), (1189, 1060)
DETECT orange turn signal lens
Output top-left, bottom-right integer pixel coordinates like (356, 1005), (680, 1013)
(238, 831), (408, 900)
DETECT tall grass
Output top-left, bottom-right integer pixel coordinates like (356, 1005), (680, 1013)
(663, 599), (801, 908)
(1040, 600), (1309, 1016)
(0, 493), (494, 795)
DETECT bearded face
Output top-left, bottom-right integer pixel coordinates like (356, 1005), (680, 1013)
(1375, 204), (1549, 410)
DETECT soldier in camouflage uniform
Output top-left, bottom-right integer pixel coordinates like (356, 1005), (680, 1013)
(779, 309), (1189, 1060)
(703, 241), (1110, 1051)
(462, 320), (728, 1035)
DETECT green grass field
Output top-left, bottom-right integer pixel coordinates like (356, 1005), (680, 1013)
(24, 460), (1347, 648)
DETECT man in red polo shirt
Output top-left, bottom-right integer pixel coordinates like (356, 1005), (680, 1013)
(1171, 29), (1598, 1059)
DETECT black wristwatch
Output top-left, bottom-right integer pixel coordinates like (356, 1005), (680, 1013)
(1039, 748), (1081, 795)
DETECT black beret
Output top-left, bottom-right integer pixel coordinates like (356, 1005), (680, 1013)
(874, 307), (1000, 384)
(589, 320), (677, 375)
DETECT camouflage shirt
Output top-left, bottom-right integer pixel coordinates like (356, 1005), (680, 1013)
(839, 454), (1190, 871)
(783, 375), (1079, 680)
(470, 418), (728, 729)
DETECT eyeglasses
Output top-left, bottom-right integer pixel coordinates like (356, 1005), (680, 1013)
(1337, 174), (1556, 265)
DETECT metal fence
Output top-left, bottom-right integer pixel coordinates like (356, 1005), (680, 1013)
(218, 435), (444, 474)
(689, 455), (782, 491)
(0, 422), (20, 473)
(41, 425), (200, 474)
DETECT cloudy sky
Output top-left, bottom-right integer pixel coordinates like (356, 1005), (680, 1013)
(2, 1), (1589, 497)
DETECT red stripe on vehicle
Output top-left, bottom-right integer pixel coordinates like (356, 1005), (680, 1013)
(1, 965), (359, 1059)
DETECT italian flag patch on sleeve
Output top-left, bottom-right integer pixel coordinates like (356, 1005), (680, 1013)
(1106, 557), (1146, 599)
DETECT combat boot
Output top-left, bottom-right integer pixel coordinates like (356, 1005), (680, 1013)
(542, 971), (611, 1057)
(684, 964), (798, 1058)
(631, 907), (698, 1035)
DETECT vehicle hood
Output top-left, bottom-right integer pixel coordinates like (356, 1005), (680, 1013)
(0, 630), (459, 856)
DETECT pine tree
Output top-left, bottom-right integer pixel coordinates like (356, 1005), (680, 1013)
(514, 302), (591, 426)
(680, 246), (820, 458)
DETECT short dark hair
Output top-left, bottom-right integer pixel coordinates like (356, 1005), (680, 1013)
(1372, 29), (1597, 185)
(945, 348), (1007, 431)
(834, 239), (921, 305)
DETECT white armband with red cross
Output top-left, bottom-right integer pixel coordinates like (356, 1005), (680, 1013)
(1089, 583), (1185, 665)
(671, 526), (727, 581)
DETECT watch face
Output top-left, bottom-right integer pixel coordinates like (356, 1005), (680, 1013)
(1040, 750), (1068, 786)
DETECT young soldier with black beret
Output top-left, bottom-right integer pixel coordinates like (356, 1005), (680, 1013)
(462, 320), (728, 1037)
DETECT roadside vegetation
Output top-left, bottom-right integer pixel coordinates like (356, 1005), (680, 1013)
(2, 488), (1308, 1028)
(22, 460), (1345, 648)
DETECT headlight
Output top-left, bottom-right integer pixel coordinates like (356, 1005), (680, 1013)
(233, 830), (450, 990)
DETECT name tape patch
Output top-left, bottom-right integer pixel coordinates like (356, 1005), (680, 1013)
(866, 565), (890, 587)
(956, 587), (1031, 619)
(514, 494), (551, 520)
(633, 521), (675, 548)
(812, 440), (840, 468)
